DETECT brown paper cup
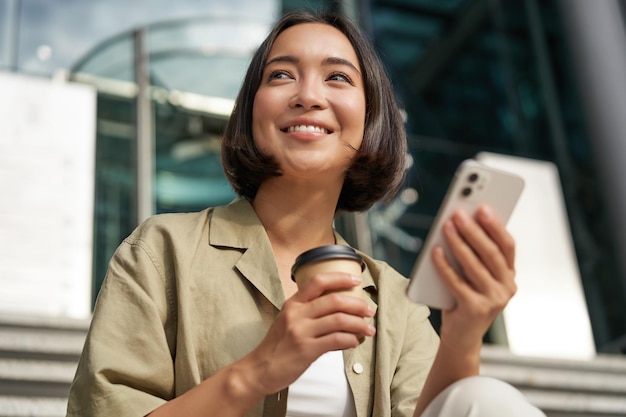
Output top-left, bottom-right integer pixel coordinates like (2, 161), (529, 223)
(291, 245), (366, 342)
(293, 258), (364, 298)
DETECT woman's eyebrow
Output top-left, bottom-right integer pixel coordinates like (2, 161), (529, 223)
(264, 55), (298, 67)
(322, 57), (361, 75)
(264, 55), (361, 75)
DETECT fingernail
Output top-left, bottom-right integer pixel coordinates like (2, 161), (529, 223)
(368, 325), (376, 334)
(479, 205), (493, 220)
(444, 221), (456, 234)
(351, 275), (362, 283)
(454, 209), (468, 225)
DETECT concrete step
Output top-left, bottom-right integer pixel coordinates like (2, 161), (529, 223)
(481, 345), (626, 416)
(0, 327), (86, 360)
(0, 358), (78, 396)
(1, 313), (626, 417)
(0, 397), (67, 417)
(0, 313), (89, 417)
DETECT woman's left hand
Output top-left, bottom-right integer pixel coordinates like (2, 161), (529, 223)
(432, 205), (517, 354)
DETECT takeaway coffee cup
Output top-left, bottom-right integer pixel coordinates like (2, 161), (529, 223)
(291, 245), (367, 343)
(291, 245), (365, 298)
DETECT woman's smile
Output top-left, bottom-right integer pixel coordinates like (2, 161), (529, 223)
(280, 117), (335, 142)
(286, 125), (327, 133)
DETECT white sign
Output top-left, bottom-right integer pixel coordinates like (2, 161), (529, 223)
(478, 152), (596, 360)
(0, 72), (96, 319)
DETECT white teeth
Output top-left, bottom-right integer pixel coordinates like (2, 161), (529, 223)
(287, 125), (328, 133)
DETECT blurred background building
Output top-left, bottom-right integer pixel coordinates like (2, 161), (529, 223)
(1, 0), (626, 415)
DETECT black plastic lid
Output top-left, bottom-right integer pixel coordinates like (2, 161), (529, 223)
(291, 245), (364, 281)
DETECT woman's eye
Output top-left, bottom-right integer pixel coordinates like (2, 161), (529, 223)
(268, 70), (291, 81)
(328, 72), (353, 84)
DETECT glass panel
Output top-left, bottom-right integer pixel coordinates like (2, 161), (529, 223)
(367, 0), (625, 351)
(0, 1), (12, 70)
(91, 94), (136, 299)
(15, 0), (276, 77)
(282, 0), (341, 13)
(69, 13), (274, 301)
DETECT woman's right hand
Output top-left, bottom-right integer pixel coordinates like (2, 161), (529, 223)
(148, 274), (374, 417)
(245, 272), (376, 396)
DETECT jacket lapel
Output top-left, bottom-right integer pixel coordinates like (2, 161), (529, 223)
(209, 199), (285, 310)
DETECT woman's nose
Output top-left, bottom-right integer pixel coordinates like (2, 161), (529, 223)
(290, 79), (327, 110)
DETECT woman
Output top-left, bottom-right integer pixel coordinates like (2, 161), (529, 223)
(66, 11), (545, 417)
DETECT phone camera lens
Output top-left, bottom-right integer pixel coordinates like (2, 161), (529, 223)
(468, 173), (479, 183)
(461, 187), (472, 197)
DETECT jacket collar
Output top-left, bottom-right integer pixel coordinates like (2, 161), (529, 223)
(209, 198), (378, 309)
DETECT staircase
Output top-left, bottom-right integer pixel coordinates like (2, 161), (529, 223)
(1, 313), (625, 417)
(0, 314), (88, 417)
(480, 345), (626, 417)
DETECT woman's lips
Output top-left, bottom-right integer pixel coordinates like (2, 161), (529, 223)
(285, 125), (330, 134)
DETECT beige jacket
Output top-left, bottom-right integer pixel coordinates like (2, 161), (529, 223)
(66, 199), (439, 417)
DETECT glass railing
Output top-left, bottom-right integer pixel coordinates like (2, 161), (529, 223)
(69, 16), (271, 298)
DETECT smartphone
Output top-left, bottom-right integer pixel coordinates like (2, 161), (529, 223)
(406, 159), (525, 310)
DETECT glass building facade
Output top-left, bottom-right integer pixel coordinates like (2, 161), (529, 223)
(2, 0), (625, 355)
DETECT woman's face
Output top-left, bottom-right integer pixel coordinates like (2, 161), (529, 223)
(252, 23), (366, 180)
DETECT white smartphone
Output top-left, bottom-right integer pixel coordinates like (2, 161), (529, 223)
(406, 158), (525, 310)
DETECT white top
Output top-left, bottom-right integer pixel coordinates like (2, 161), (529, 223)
(286, 350), (357, 417)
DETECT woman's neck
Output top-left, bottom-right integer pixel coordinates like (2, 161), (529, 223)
(252, 178), (340, 253)
(252, 177), (344, 298)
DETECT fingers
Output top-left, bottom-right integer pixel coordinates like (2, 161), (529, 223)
(447, 207), (515, 284)
(309, 311), (376, 341)
(432, 245), (475, 302)
(476, 206), (516, 269)
(281, 274), (375, 348)
(295, 272), (363, 302)
(278, 309), (372, 355)
(440, 218), (491, 293)
(432, 206), (517, 305)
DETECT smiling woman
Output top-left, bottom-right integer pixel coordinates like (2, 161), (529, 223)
(66, 10), (546, 417)
(222, 13), (407, 213)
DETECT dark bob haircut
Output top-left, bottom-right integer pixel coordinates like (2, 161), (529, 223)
(221, 11), (407, 212)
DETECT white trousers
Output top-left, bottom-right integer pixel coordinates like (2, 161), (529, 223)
(420, 376), (546, 417)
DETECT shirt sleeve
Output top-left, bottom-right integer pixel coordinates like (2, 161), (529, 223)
(391, 301), (440, 417)
(66, 235), (177, 417)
